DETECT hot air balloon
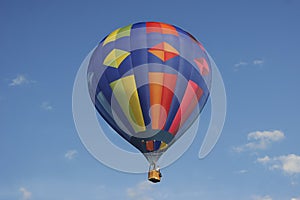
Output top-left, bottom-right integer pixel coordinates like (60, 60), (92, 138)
(87, 22), (212, 183)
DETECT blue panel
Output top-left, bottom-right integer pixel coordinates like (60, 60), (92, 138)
(175, 26), (188, 36)
(132, 22), (146, 29)
(163, 91), (181, 131)
(189, 68), (207, 90)
(147, 51), (164, 65)
(96, 76), (136, 135)
(117, 55), (133, 75)
(136, 84), (151, 126)
(97, 74), (112, 103)
(129, 50), (150, 127)
(105, 67), (121, 83)
(99, 35), (107, 44)
(131, 49), (149, 66)
(94, 97), (131, 141)
(154, 141), (161, 151)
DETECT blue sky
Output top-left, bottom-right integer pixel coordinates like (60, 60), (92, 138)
(1, 0), (300, 199)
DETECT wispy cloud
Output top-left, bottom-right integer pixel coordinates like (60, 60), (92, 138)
(41, 101), (53, 111)
(9, 74), (35, 86)
(234, 61), (248, 68)
(291, 180), (298, 186)
(127, 181), (154, 200)
(257, 154), (300, 175)
(257, 156), (271, 164)
(252, 195), (272, 200)
(235, 169), (248, 174)
(65, 150), (78, 160)
(233, 130), (285, 152)
(234, 59), (264, 70)
(253, 59), (264, 65)
(19, 187), (32, 200)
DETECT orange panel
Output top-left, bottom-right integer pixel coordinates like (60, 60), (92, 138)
(160, 23), (178, 36)
(148, 49), (165, 61)
(149, 73), (164, 129)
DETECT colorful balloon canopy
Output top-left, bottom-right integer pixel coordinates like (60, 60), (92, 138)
(87, 22), (212, 164)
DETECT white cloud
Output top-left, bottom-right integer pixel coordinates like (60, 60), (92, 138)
(253, 59), (264, 65)
(291, 197), (300, 200)
(9, 74), (36, 86)
(233, 130), (285, 152)
(257, 154), (300, 175)
(247, 130), (284, 141)
(65, 150), (78, 160)
(252, 195), (272, 200)
(9, 75), (29, 86)
(238, 169), (248, 174)
(277, 154), (300, 174)
(234, 61), (248, 68)
(257, 156), (271, 164)
(41, 101), (53, 111)
(126, 181), (154, 200)
(19, 187), (32, 200)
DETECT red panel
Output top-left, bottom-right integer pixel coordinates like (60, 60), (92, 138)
(146, 22), (178, 36)
(164, 52), (179, 61)
(146, 22), (162, 34)
(159, 74), (177, 129)
(146, 140), (154, 151)
(146, 22), (161, 28)
(169, 109), (181, 135)
(168, 81), (203, 135)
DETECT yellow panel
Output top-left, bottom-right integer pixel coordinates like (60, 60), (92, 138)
(110, 75), (145, 132)
(103, 49), (117, 67)
(103, 49), (130, 68)
(103, 25), (132, 46)
(159, 141), (168, 150)
(110, 79), (138, 132)
(103, 28), (119, 46)
(116, 24), (132, 39)
(116, 52), (130, 67)
(121, 76), (145, 130)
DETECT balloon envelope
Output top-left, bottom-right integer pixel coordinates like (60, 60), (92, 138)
(87, 22), (211, 164)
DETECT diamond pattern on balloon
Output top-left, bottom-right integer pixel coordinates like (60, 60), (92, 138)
(103, 49), (130, 68)
(148, 42), (179, 62)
